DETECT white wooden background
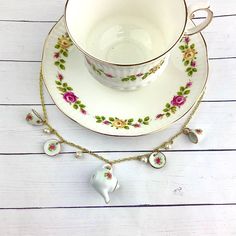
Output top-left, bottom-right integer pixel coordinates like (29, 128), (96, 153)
(0, 0), (236, 235)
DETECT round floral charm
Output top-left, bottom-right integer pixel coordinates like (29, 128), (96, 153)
(149, 152), (167, 169)
(44, 139), (61, 157)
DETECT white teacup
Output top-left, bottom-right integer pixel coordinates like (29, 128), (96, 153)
(65, 0), (213, 91)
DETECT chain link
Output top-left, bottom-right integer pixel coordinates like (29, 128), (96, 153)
(39, 68), (204, 165)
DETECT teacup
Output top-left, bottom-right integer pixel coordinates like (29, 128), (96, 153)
(65, 0), (213, 91)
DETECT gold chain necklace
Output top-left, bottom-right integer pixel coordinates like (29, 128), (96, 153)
(25, 67), (205, 203)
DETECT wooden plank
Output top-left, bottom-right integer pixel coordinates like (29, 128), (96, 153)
(0, 151), (236, 207)
(0, 0), (235, 21)
(0, 206), (235, 235)
(1, 58), (235, 105)
(0, 102), (235, 153)
(0, 15), (235, 61)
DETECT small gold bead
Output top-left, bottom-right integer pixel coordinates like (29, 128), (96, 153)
(75, 151), (83, 158)
(43, 128), (51, 134)
(140, 157), (148, 163)
(183, 128), (191, 135)
(164, 142), (172, 150)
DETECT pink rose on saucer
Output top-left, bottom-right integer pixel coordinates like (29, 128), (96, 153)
(171, 95), (186, 107)
(63, 92), (78, 103)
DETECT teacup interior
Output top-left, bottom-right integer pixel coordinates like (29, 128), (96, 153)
(66, 0), (187, 65)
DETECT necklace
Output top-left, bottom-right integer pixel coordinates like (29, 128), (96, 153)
(25, 67), (204, 203)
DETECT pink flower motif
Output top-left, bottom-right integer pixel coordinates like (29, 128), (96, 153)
(48, 144), (56, 152)
(133, 123), (141, 128)
(54, 52), (60, 59)
(156, 114), (164, 120)
(103, 121), (110, 125)
(171, 96), (186, 107)
(186, 82), (193, 88)
(105, 73), (114, 78)
(57, 73), (64, 81)
(191, 61), (196, 67)
(155, 157), (162, 165)
(63, 92), (78, 103)
(104, 172), (112, 180)
(184, 37), (190, 44)
(81, 109), (87, 115)
(196, 129), (203, 135)
(136, 73), (144, 77)
(26, 113), (33, 121)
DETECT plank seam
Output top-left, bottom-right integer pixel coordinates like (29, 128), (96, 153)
(0, 203), (236, 210)
(0, 149), (236, 156)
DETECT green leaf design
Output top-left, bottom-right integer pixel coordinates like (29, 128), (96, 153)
(60, 59), (66, 64)
(177, 92), (183, 96)
(96, 120), (102, 123)
(57, 87), (66, 93)
(124, 126), (130, 130)
(184, 90), (190, 95)
(130, 75), (136, 81)
(73, 104), (78, 110)
(63, 52), (68, 57)
(67, 87), (73, 91)
(54, 61), (60, 66)
(171, 107), (177, 114)
(163, 108), (169, 112)
(166, 112), (171, 117)
(188, 71), (193, 77)
(60, 64), (65, 70)
(55, 81), (61, 85)
(95, 116), (101, 120)
(144, 116), (150, 121)
(166, 103), (171, 108)
(142, 73), (149, 80)
(180, 86), (185, 92)
(138, 118), (143, 123)
(55, 44), (60, 49)
(179, 45), (185, 50)
(109, 117), (115, 122)
(63, 83), (68, 87)
(184, 61), (189, 66)
(190, 44), (195, 49)
(79, 104), (86, 108)
(193, 68), (197, 72)
(128, 119), (134, 123)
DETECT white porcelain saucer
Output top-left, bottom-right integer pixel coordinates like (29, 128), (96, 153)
(42, 17), (208, 137)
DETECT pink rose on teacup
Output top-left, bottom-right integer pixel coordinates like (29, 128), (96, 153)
(171, 95), (186, 107)
(63, 92), (78, 103)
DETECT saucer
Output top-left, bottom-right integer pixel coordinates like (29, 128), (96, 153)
(42, 17), (208, 137)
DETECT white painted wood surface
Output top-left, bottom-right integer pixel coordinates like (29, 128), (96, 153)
(0, 0), (236, 235)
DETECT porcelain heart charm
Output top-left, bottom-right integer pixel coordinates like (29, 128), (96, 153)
(90, 164), (120, 204)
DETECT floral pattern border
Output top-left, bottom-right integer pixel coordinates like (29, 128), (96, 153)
(86, 58), (164, 82)
(52, 32), (198, 130)
(179, 36), (198, 77)
(53, 33), (87, 115)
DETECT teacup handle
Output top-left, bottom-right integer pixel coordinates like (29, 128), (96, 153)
(185, 3), (213, 36)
